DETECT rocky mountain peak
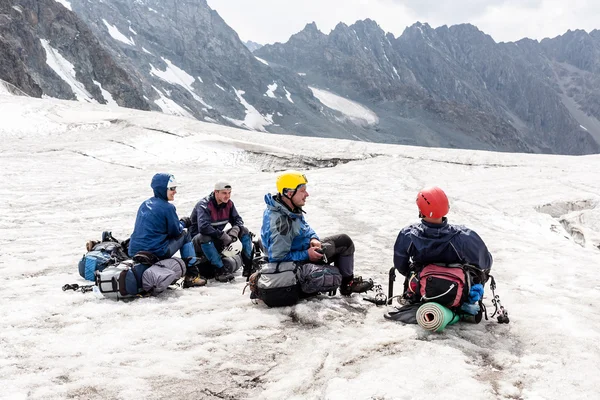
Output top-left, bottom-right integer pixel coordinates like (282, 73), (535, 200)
(289, 21), (326, 44)
(257, 19), (600, 155)
(0, 0), (148, 108)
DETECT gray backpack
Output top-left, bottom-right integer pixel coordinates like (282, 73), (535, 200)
(256, 261), (299, 307)
(95, 258), (186, 299)
(141, 258), (186, 295)
(296, 263), (342, 295)
(95, 260), (138, 300)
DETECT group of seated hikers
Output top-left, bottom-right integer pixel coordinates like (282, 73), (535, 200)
(116, 170), (493, 321)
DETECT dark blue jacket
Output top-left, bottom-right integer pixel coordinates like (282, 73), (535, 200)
(394, 218), (492, 276)
(128, 173), (183, 257)
(189, 192), (244, 238)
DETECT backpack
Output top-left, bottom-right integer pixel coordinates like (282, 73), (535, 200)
(141, 258), (186, 295)
(78, 241), (129, 281)
(418, 264), (468, 309)
(95, 260), (149, 300)
(255, 261), (299, 307)
(408, 263), (487, 310)
(296, 263), (342, 295)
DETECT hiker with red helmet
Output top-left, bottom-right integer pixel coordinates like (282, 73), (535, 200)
(394, 186), (493, 277)
(387, 187), (493, 323)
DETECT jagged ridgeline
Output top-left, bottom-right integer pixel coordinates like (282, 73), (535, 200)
(1, 0), (599, 155)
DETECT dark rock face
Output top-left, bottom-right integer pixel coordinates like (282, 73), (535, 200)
(0, 0), (149, 108)
(257, 21), (600, 155)
(65, 0), (355, 139)
(2, 0), (599, 155)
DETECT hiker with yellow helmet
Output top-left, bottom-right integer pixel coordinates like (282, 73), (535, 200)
(258, 170), (373, 303)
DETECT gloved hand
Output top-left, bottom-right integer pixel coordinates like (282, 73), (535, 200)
(468, 284), (484, 304)
(179, 217), (192, 229)
(228, 225), (241, 240)
(460, 302), (481, 315)
(219, 231), (233, 247)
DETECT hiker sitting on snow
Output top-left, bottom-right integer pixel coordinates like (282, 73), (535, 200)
(391, 186), (492, 320)
(189, 181), (253, 282)
(128, 173), (206, 287)
(260, 171), (374, 299)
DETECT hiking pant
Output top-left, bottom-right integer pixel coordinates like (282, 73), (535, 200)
(193, 227), (252, 269)
(320, 233), (354, 278)
(163, 230), (196, 260)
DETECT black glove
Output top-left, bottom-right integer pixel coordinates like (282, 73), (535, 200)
(228, 226), (241, 239)
(219, 231), (233, 247)
(179, 217), (192, 229)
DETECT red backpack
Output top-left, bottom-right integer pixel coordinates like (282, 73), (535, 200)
(418, 264), (468, 308)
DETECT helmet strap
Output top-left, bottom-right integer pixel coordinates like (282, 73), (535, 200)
(279, 190), (302, 212)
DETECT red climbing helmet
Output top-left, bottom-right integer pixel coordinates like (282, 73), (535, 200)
(416, 186), (449, 218)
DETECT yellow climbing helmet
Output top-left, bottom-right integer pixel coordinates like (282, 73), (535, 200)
(276, 170), (308, 194)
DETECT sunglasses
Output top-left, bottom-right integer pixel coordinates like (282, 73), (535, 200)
(168, 187), (177, 191)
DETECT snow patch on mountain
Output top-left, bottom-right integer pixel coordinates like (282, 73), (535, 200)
(309, 86), (378, 126)
(266, 82), (277, 98)
(39, 39), (95, 102)
(93, 80), (118, 107)
(102, 19), (135, 46)
(151, 86), (193, 118)
(284, 87), (293, 103)
(224, 89), (273, 132)
(150, 58), (212, 109)
(54, 0), (72, 10)
(255, 56), (269, 66)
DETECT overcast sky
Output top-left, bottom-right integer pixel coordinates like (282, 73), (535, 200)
(207, 0), (599, 45)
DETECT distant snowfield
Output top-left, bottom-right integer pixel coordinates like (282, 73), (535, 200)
(309, 86), (379, 126)
(1, 95), (600, 399)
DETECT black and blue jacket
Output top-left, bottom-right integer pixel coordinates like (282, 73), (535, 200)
(393, 218), (493, 276)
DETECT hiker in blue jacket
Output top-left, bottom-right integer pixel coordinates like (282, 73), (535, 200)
(393, 186), (493, 277)
(261, 171), (374, 296)
(189, 181), (253, 282)
(128, 173), (205, 287)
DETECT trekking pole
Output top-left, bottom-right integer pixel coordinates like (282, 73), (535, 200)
(388, 267), (396, 305)
(489, 276), (510, 324)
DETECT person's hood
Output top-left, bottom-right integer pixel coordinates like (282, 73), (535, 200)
(151, 173), (172, 200)
(264, 193), (302, 218)
(413, 218), (460, 241)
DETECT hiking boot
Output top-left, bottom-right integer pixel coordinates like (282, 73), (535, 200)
(214, 267), (235, 282)
(340, 275), (374, 296)
(183, 275), (207, 288)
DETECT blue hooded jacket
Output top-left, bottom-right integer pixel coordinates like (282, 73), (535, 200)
(128, 173), (183, 257)
(261, 194), (318, 262)
(394, 218), (492, 276)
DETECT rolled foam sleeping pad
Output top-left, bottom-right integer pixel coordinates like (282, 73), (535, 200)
(416, 302), (460, 332)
